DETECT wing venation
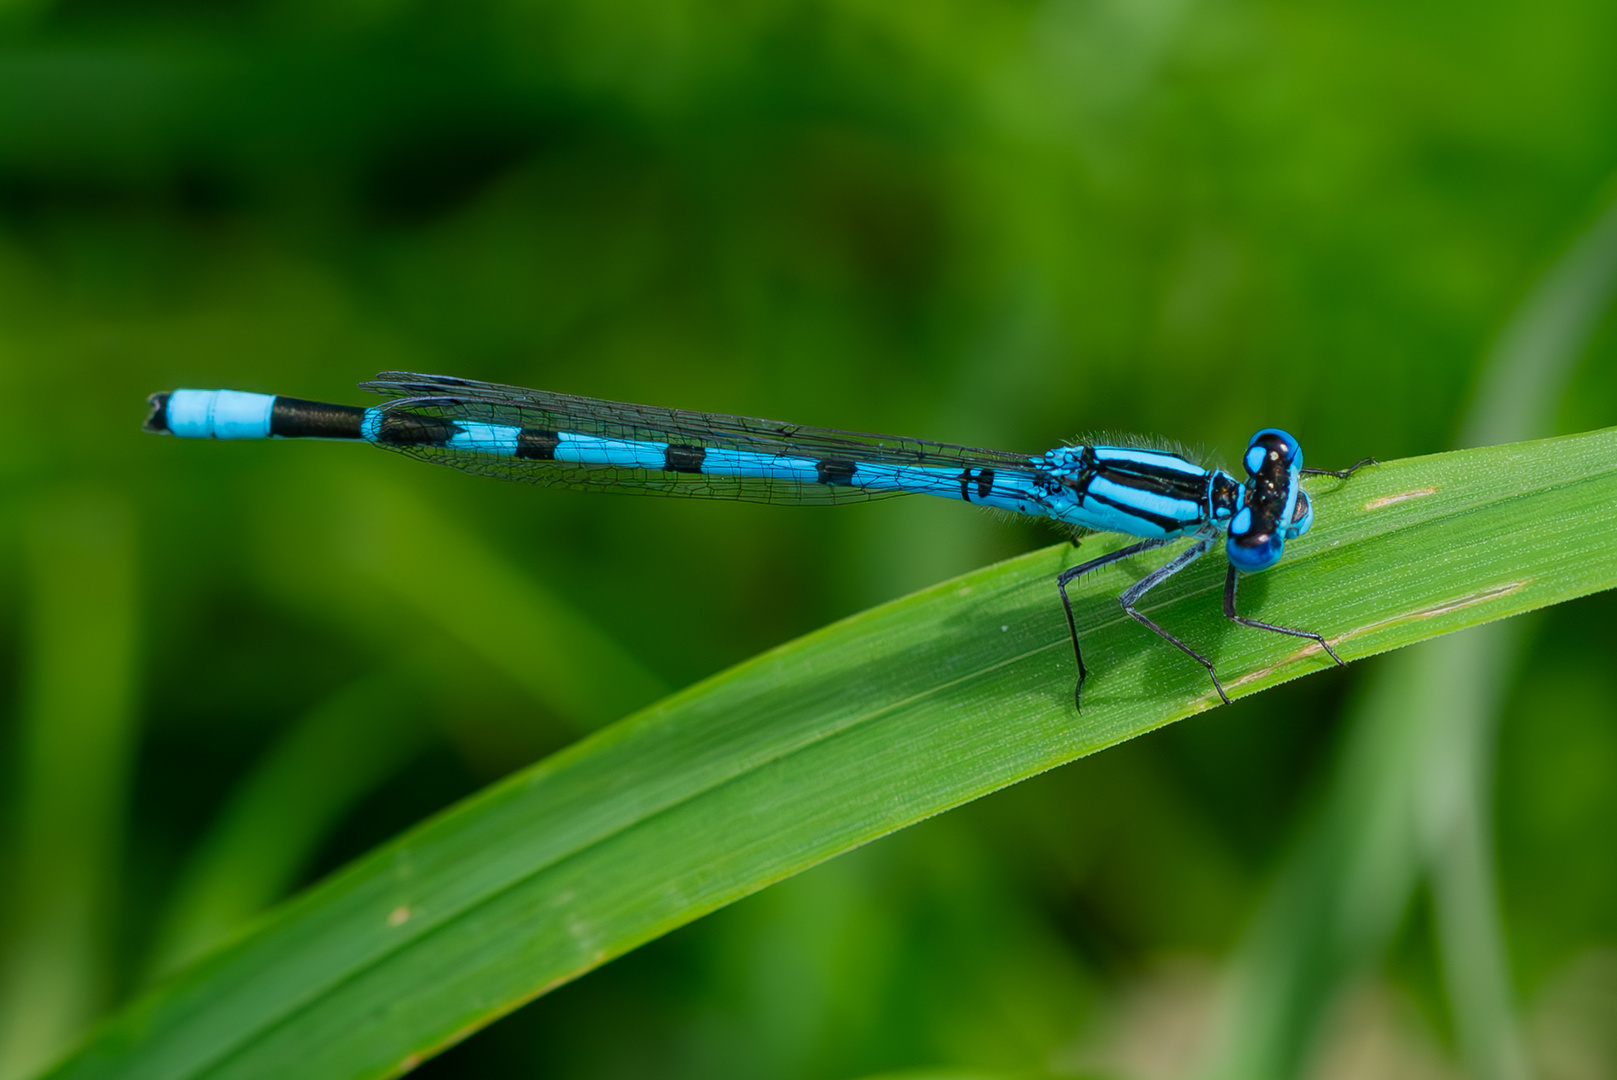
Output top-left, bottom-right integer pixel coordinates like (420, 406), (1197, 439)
(358, 372), (1043, 506)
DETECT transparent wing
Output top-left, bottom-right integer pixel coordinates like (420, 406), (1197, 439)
(360, 372), (1044, 506)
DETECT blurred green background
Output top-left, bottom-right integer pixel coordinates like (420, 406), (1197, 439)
(1, 0), (1615, 1077)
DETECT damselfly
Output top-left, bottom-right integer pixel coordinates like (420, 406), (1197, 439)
(144, 373), (1374, 705)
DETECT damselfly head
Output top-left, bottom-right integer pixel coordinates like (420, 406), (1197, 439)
(1226, 428), (1305, 572)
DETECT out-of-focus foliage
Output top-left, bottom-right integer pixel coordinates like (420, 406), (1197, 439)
(0, 0), (1614, 1078)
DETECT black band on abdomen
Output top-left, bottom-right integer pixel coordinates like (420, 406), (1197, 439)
(375, 411), (460, 445)
(269, 398), (369, 439)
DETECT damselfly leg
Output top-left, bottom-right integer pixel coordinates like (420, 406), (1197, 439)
(1300, 457), (1378, 479)
(1116, 530), (1229, 704)
(1057, 537), (1171, 707)
(1223, 565), (1345, 666)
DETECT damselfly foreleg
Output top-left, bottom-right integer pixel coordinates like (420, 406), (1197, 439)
(1223, 565), (1345, 666)
(1300, 457), (1378, 479)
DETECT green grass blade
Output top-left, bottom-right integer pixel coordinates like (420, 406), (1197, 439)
(48, 430), (1617, 1080)
(145, 463), (676, 982)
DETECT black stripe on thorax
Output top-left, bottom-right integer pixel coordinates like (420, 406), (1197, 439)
(1093, 462), (1209, 505)
(269, 397), (368, 439)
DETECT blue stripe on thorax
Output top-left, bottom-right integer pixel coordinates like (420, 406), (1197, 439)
(1090, 446), (1206, 476)
(1083, 476), (1204, 526)
(1066, 501), (1190, 538)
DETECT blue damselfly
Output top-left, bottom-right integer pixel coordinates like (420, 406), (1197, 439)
(145, 373), (1373, 705)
